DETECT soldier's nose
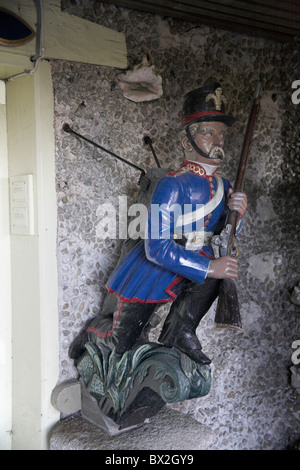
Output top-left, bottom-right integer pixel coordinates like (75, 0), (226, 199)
(214, 134), (224, 146)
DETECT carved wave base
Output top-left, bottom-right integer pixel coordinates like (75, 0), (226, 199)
(75, 342), (211, 435)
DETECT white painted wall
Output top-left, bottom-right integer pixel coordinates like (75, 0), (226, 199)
(0, 0), (127, 449)
(6, 61), (60, 449)
(0, 80), (12, 450)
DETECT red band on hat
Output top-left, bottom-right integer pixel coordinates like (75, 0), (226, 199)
(181, 111), (224, 128)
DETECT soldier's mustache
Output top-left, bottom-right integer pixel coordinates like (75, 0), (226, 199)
(208, 146), (225, 160)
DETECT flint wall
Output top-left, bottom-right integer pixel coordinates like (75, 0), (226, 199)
(52, 0), (300, 449)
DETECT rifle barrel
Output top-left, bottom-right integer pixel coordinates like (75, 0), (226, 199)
(234, 85), (261, 192)
(227, 84), (261, 254)
(254, 82), (261, 101)
(215, 84), (261, 328)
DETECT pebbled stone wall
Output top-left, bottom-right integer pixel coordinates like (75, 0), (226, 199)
(52, 1), (300, 449)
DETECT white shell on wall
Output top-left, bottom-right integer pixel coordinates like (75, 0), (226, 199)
(117, 59), (163, 102)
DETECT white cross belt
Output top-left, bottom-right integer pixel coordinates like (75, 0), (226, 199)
(175, 175), (224, 229)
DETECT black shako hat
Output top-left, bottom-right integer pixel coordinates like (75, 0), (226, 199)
(181, 81), (235, 129)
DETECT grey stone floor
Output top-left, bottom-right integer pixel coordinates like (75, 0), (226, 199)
(49, 407), (217, 451)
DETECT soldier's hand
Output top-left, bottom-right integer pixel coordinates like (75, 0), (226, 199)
(227, 189), (247, 219)
(207, 256), (238, 281)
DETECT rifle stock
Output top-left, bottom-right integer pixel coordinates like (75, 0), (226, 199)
(214, 83), (261, 329)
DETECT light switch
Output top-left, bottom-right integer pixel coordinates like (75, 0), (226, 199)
(10, 175), (34, 235)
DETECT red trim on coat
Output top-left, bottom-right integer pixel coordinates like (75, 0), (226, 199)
(199, 249), (214, 259)
(165, 275), (183, 297)
(105, 275), (183, 304)
(85, 276), (183, 339)
(182, 160), (219, 179)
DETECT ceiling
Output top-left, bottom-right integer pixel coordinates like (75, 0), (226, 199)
(101, 0), (300, 42)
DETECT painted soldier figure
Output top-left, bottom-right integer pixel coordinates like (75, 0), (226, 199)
(72, 81), (247, 365)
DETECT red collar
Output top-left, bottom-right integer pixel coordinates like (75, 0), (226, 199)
(182, 160), (218, 178)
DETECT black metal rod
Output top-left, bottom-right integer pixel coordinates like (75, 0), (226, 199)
(63, 123), (145, 177)
(144, 135), (161, 168)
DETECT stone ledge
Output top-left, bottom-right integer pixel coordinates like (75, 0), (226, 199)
(49, 407), (216, 450)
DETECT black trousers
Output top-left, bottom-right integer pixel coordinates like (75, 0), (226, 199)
(85, 277), (221, 354)
(159, 277), (221, 345)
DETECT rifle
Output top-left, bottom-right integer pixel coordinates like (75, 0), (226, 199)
(213, 83), (261, 329)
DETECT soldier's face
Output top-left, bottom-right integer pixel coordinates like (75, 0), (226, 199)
(185, 121), (228, 166)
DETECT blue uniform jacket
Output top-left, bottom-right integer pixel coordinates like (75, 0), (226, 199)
(107, 161), (236, 303)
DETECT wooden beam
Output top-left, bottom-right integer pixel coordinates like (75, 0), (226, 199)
(111, 0), (300, 30)
(176, 0), (300, 26)
(102, 0), (300, 41)
(246, 0), (300, 14)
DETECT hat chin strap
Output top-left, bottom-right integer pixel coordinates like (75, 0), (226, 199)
(186, 126), (211, 160)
